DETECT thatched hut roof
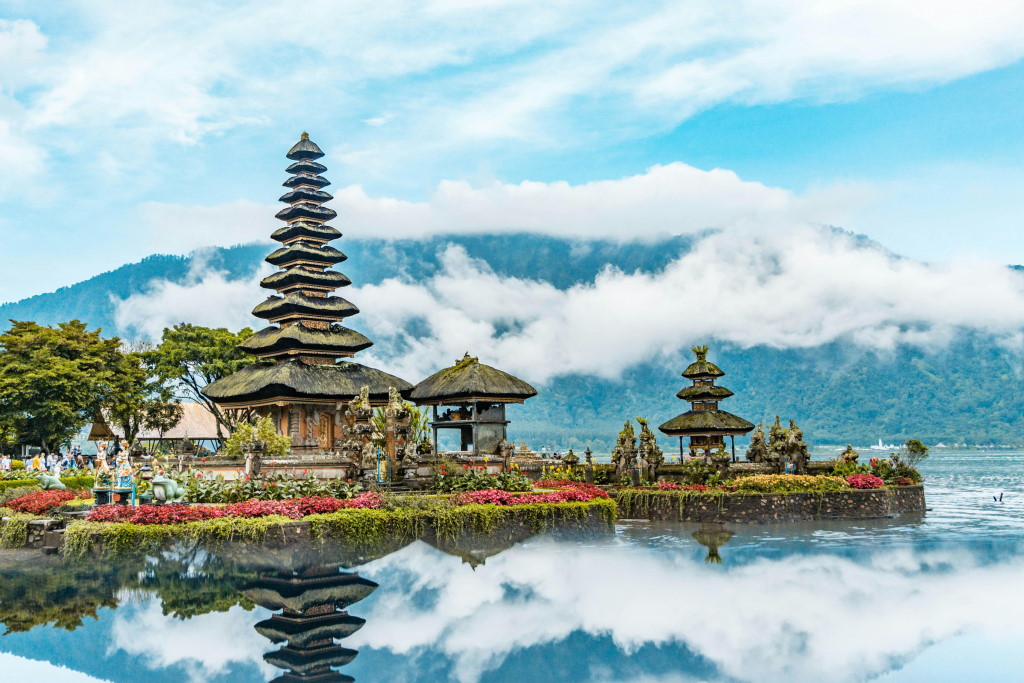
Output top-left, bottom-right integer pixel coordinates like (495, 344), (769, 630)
(87, 418), (117, 441)
(285, 159), (326, 175)
(274, 201), (338, 223)
(279, 188), (333, 205)
(202, 359), (411, 405)
(658, 409), (754, 436)
(260, 267), (350, 292)
(282, 173), (330, 189)
(409, 353), (537, 405)
(135, 402), (219, 441)
(263, 645), (357, 675)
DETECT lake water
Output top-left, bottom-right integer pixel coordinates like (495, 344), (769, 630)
(1, 450), (1022, 683)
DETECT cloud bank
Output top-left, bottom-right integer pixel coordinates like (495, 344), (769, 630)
(114, 219), (1024, 384)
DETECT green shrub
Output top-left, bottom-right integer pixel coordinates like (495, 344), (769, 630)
(222, 416), (290, 459)
(430, 465), (532, 493)
(184, 474), (361, 504)
(721, 474), (849, 493)
(11, 460), (24, 470)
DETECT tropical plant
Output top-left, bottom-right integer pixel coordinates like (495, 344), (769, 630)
(430, 464), (532, 493)
(222, 416), (291, 460)
(183, 472), (361, 504)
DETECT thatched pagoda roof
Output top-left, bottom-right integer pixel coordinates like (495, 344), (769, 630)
(252, 293), (359, 322)
(275, 202), (338, 223)
(679, 345), (724, 379)
(676, 384), (734, 401)
(279, 188), (334, 205)
(286, 132), (325, 161)
(260, 267), (350, 292)
(265, 244), (347, 268)
(659, 409), (754, 436)
(270, 222), (342, 244)
(255, 613), (365, 646)
(242, 573), (378, 612)
(269, 674), (354, 683)
(240, 325), (372, 357)
(409, 353), (537, 405)
(203, 359), (411, 405)
(283, 173), (330, 189)
(264, 645), (357, 674)
(285, 159), (326, 175)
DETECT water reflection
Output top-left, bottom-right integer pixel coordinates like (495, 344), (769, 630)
(0, 451), (1022, 682)
(246, 567), (375, 683)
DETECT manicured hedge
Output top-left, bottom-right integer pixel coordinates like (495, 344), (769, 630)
(0, 476), (95, 493)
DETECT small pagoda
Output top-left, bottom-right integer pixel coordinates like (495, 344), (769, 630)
(658, 345), (754, 460)
(203, 133), (411, 453)
(246, 567), (377, 683)
(409, 353), (537, 457)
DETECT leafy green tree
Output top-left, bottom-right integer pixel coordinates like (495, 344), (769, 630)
(0, 320), (121, 450)
(144, 324), (254, 441)
(105, 349), (183, 446)
(903, 439), (930, 466)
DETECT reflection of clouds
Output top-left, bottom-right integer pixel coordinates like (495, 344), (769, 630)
(354, 540), (1024, 683)
(0, 653), (111, 682)
(108, 598), (272, 682)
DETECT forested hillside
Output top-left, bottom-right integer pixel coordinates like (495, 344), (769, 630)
(3, 234), (1022, 447)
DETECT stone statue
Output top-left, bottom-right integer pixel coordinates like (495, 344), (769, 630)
(839, 444), (860, 463)
(611, 420), (637, 481)
(498, 439), (515, 470)
(38, 472), (66, 491)
(152, 470), (185, 504)
(635, 416), (664, 482)
(563, 448), (580, 466)
(746, 423), (768, 463)
(784, 420), (811, 474)
(766, 416), (787, 473)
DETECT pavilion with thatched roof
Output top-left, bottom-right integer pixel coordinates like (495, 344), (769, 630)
(409, 353), (536, 457)
(659, 345), (754, 460)
(202, 133), (410, 455)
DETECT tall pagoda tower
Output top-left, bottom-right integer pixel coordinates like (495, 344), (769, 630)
(204, 133), (411, 453)
(658, 345), (753, 460)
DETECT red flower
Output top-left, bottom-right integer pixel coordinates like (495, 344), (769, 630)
(846, 473), (885, 489)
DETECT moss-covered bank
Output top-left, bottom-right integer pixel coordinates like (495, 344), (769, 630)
(614, 486), (925, 523)
(62, 498), (617, 559)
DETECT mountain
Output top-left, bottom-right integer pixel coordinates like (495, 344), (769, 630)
(2, 234), (1021, 448)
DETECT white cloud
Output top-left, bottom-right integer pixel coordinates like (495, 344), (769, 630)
(353, 539), (1024, 683)
(7, 1), (1024, 166)
(112, 255), (269, 340)
(109, 599), (272, 682)
(133, 162), (869, 250)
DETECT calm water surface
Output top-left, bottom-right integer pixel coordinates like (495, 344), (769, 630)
(1, 450), (1022, 683)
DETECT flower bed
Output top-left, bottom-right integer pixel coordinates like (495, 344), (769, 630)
(85, 493), (385, 525)
(6, 490), (90, 515)
(62, 497), (617, 558)
(846, 473), (885, 489)
(454, 485), (607, 506)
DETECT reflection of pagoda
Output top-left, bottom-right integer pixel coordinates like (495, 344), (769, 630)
(659, 345), (754, 460)
(245, 568), (378, 683)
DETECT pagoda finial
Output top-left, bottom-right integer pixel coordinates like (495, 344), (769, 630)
(691, 344), (709, 361)
(300, 131), (309, 140)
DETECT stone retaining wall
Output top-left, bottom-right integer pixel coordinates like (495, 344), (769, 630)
(614, 486), (925, 523)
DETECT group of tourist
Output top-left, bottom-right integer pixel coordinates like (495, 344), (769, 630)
(0, 447), (94, 475)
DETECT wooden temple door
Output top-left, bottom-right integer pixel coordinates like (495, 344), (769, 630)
(319, 413), (333, 451)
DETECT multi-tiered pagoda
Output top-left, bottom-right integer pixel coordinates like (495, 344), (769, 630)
(658, 345), (753, 460)
(204, 133), (411, 453)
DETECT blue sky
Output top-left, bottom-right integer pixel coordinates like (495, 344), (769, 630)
(2, 1), (1024, 304)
